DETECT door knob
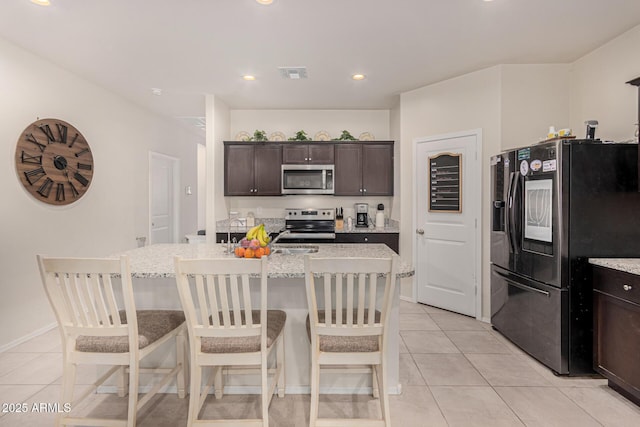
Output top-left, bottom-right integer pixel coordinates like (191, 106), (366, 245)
(623, 284), (633, 291)
(416, 228), (425, 235)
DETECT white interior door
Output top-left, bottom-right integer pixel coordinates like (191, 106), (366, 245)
(150, 152), (179, 244)
(414, 131), (481, 317)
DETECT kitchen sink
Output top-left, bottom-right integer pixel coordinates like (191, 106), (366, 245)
(271, 245), (319, 255)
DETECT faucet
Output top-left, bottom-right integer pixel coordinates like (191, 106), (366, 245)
(226, 212), (245, 255)
(270, 230), (291, 246)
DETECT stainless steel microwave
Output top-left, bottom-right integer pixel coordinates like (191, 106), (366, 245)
(281, 164), (334, 195)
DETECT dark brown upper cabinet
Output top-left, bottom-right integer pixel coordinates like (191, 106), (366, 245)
(224, 142), (282, 196)
(335, 142), (394, 196)
(282, 143), (334, 165)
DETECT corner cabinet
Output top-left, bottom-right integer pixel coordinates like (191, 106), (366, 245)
(592, 265), (640, 406)
(335, 142), (394, 196)
(224, 142), (282, 196)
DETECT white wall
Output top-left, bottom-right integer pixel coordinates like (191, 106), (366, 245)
(501, 64), (571, 149)
(0, 37), (199, 348)
(400, 66), (502, 315)
(570, 24), (640, 142)
(215, 109), (392, 222)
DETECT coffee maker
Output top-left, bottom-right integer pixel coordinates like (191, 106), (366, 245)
(355, 203), (369, 227)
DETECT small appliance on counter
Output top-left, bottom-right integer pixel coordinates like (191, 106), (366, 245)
(335, 207), (344, 230)
(355, 203), (369, 227)
(376, 204), (385, 229)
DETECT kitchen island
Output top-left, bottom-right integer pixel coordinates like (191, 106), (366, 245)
(113, 243), (413, 395)
(589, 258), (640, 406)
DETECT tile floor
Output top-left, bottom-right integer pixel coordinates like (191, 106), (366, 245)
(2, 300), (640, 426)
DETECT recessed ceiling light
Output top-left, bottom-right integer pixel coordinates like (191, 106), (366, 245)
(256, 0), (273, 5)
(151, 88), (163, 96)
(352, 74), (366, 81)
(30, 0), (51, 5)
(243, 75), (256, 81)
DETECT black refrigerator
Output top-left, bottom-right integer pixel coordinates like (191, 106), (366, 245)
(490, 139), (640, 375)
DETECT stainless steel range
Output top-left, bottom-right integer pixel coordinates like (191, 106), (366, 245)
(282, 208), (335, 240)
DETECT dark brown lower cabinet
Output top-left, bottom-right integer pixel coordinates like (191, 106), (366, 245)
(593, 265), (640, 406)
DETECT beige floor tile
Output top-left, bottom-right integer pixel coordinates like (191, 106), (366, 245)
(0, 385), (43, 418)
(0, 353), (62, 385)
(0, 352), (42, 377)
(431, 386), (524, 427)
(413, 354), (487, 386)
(399, 313), (440, 331)
(430, 313), (486, 331)
(400, 300), (428, 314)
(52, 364), (103, 386)
(398, 334), (409, 354)
(466, 354), (551, 387)
(420, 305), (452, 315)
(445, 331), (512, 354)
(399, 354), (426, 386)
(518, 354), (608, 388)
(560, 385), (640, 427)
(390, 385), (448, 426)
(495, 386), (601, 426)
(488, 329), (527, 355)
(400, 331), (459, 354)
(7, 329), (61, 353)
(0, 384), (91, 427)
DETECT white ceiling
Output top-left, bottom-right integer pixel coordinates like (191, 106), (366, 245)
(1, 0), (640, 122)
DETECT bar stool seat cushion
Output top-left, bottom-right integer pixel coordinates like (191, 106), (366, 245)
(201, 310), (286, 353)
(305, 309), (381, 353)
(76, 310), (185, 353)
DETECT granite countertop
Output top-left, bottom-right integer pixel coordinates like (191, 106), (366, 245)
(215, 218), (400, 234)
(589, 258), (640, 276)
(115, 243), (414, 279)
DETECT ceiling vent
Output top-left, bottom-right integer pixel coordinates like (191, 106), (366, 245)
(279, 67), (308, 79)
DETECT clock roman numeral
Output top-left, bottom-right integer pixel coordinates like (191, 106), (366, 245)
(21, 151), (42, 165)
(37, 177), (53, 198)
(38, 124), (56, 143)
(25, 133), (46, 152)
(74, 172), (89, 187)
(75, 148), (90, 157)
(68, 181), (79, 198)
(55, 183), (65, 202)
(56, 123), (68, 144)
(24, 167), (46, 185)
(77, 162), (92, 171)
(68, 133), (79, 147)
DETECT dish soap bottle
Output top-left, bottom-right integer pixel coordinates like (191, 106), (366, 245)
(376, 204), (385, 229)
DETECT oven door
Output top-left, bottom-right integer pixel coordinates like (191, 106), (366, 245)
(281, 165), (334, 195)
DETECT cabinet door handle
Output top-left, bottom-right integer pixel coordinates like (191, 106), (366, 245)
(364, 237), (368, 242)
(623, 284), (633, 291)
(308, 158), (312, 162)
(363, 188), (367, 193)
(360, 189), (363, 193)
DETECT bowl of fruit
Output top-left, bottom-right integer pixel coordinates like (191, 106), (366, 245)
(233, 224), (272, 258)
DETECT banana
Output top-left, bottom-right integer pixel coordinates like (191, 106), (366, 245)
(246, 224), (261, 240)
(257, 224), (269, 247)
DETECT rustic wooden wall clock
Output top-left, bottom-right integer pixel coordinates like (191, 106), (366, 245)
(15, 118), (94, 205)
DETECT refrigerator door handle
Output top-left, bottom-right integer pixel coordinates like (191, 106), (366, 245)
(495, 270), (550, 297)
(507, 172), (519, 253)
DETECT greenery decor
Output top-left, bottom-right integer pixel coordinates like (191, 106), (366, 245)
(250, 130), (268, 141)
(334, 130), (357, 141)
(288, 130), (311, 141)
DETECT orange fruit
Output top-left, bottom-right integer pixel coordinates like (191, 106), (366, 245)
(254, 247), (265, 258)
(234, 247), (245, 258)
(244, 248), (255, 258)
(263, 246), (271, 256)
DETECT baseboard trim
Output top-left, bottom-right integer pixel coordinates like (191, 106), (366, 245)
(399, 295), (417, 304)
(0, 322), (57, 353)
